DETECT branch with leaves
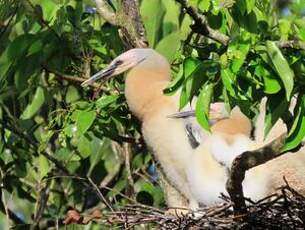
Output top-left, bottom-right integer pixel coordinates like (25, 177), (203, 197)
(175, 0), (230, 45)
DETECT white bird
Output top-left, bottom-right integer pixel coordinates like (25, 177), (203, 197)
(81, 48), (226, 210)
(186, 99), (305, 206)
(187, 107), (269, 206)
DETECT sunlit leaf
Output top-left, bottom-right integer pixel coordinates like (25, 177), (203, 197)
(221, 68), (236, 97)
(140, 0), (165, 47)
(65, 86), (80, 103)
(156, 32), (181, 62)
(77, 135), (91, 158)
(264, 94), (289, 138)
(282, 95), (305, 152)
(266, 41), (294, 100)
(76, 110), (96, 135)
(195, 82), (214, 131)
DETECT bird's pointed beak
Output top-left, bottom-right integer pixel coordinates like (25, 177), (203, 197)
(81, 53), (146, 87)
(81, 60), (124, 87)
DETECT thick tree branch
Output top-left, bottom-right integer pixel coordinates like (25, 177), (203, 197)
(95, 0), (117, 25)
(118, 0), (147, 48)
(226, 134), (287, 215)
(95, 0), (147, 49)
(175, 0), (230, 46)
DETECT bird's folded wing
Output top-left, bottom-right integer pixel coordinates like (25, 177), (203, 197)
(168, 102), (229, 148)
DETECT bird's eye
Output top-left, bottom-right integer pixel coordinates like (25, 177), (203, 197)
(114, 60), (123, 67)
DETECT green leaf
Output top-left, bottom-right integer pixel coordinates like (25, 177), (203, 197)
(179, 87), (188, 110)
(14, 53), (41, 92)
(21, 87), (45, 119)
(282, 95), (305, 152)
(156, 32), (180, 62)
(198, 0), (210, 12)
(236, 0), (246, 14)
(77, 135), (91, 158)
(140, 0), (165, 47)
(183, 57), (201, 78)
(246, 0), (255, 14)
(76, 110), (96, 135)
(255, 65), (281, 94)
(161, 0), (180, 36)
(164, 64), (184, 95)
(38, 155), (49, 179)
(264, 94), (288, 138)
(7, 34), (36, 61)
(39, 1), (60, 22)
(195, 82), (214, 131)
(228, 40), (250, 73)
(279, 19), (291, 40)
(65, 86), (80, 103)
(266, 41), (294, 100)
(180, 15), (192, 40)
(185, 63), (209, 102)
(221, 68), (236, 96)
(207, 11), (223, 29)
(95, 95), (120, 109)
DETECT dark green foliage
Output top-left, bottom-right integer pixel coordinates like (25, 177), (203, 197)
(0, 0), (305, 228)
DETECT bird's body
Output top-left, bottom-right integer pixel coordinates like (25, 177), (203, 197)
(82, 48), (201, 208)
(187, 107), (270, 205)
(187, 101), (305, 206)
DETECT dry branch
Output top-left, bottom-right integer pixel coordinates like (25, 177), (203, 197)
(95, 0), (147, 48)
(95, 0), (117, 25)
(70, 184), (305, 229)
(226, 134), (287, 215)
(175, 0), (230, 46)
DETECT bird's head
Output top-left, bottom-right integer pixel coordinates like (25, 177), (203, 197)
(81, 48), (170, 87)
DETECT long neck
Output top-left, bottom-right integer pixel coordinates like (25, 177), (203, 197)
(125, 68), (171, 121)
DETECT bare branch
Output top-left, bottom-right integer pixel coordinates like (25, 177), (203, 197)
(87, 177), (114, 212)
(275, 40), (305, 50)
(95, 0), (147, 48)
(42, 65), (111, 92)
(95, 0), (117, 25)
(226, 134), (287, 215)
(118, 0), (148, 48)
(175, 0), (230, 46)
(31, 180), (51, 230)
(123, 143), (135, 198)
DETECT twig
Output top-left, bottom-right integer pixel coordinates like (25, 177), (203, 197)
(275, 40), (305, 50)
(42, 65), (110, 92)
(87, 176), (114, 212)
(175, 0), (230, 46)
(123, 143), (135, 198)
(226, 134), (287, 215)
(31, 180), (51, 230)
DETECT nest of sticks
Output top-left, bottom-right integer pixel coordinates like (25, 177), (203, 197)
(100, 182), (305, 229)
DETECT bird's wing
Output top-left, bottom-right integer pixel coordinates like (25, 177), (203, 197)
(168, 102), (229, 148)
(184, 117), (205, 148)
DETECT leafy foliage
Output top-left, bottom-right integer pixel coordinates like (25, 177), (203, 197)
(0, 0), (305, 228)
